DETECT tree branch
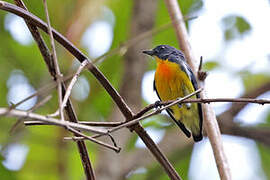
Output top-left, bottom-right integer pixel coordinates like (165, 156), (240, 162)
(0, 108), (107, 134)
(61, 60), (88, 112)
(42, 0), (64, 120)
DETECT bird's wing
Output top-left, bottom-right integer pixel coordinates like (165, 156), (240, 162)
(154, 79), (191, 137)
(177, 59), (203, 136)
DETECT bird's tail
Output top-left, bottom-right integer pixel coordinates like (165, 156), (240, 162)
(191, 124), (202, 142)
(192, 132), (203, 142)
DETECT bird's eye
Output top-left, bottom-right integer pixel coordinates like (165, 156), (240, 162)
(160, 46), (165, 49)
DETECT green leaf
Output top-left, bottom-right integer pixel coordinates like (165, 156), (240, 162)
(203, 61), (220, 71)
(240, 71), (270, 91)
(0, 161), (17, 180)
(235, 16), (251, 34)
(221, 15), (251, 41)
(257, 144), (270, 179)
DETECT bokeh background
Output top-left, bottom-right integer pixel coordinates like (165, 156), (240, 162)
(0, 0), (270, 179)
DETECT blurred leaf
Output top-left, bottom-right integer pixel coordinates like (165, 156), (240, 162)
(224, 29), (236, 41)
(203, 61), (220, 71)
(0, 161), (17, 180)
(235, 16), (251, 34)
(221, 15), (251, 41)
(240, 71), (270, 91)
(257, 144), (270, 179)
(126, 134), (138, 151)
(178, 0), (203, 15)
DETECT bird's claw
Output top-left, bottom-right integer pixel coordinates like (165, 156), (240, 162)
(154, 100), (162, 109)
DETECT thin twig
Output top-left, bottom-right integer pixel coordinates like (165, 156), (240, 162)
(42, 0), (64, 121)
(67, 88), (202, 141)
(137, 97), (270, 116)
(9, 73), (74, 113)
(23, 96), (270, 129)
(0, 108), (107, 134)
(9, 95), (52, 134)
(24, 120), (124, 127)
(164, 0), (232, 179)
(109, 88), (203, 134)
(65, 126), (121, 153)
(61, 60), (89, 112)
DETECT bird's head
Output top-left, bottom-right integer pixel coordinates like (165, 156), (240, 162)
(142, 45), (183, 61)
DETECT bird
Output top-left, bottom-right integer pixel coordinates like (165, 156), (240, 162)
(142, 45), (203, 142)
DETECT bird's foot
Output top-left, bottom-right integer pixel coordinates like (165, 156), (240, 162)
(154, 100), (162, 109)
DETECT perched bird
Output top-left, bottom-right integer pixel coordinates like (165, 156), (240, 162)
(143, 45), (203, 142)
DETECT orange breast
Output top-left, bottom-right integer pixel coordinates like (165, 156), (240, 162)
(155, 60), (180, 101)
(156, 61), (173, 79)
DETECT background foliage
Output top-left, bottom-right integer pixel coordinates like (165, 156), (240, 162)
(0, 0), (270, 179)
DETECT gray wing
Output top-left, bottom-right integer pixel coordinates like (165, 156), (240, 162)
(174, 57), (203, 139)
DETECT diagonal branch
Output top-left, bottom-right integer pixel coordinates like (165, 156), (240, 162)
(42, 0), (64, 120)
(61, 60), (89, 112)
(64, 126), (121, 153)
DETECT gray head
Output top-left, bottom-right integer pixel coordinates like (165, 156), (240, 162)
(142, 45), (185, 62)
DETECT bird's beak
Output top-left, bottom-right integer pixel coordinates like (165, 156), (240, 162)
(142, 50), (154, 56)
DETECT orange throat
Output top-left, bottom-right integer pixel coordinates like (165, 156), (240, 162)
(156, 60), (174, 79)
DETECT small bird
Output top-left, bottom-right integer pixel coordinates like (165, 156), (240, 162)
(143, 45), (203, 142)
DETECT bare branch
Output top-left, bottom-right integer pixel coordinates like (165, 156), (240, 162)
(42, 0), (64, 121)
(0, 108), (107, 134)
(24, 120), (124, 127)
(61, 60), (89, 112)
(64, 127), (121, 153)
(9, 95), (52, 134)
(109, 88), (203, 134)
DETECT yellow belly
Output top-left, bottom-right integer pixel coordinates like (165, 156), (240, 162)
(154, 60), (199, 131)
